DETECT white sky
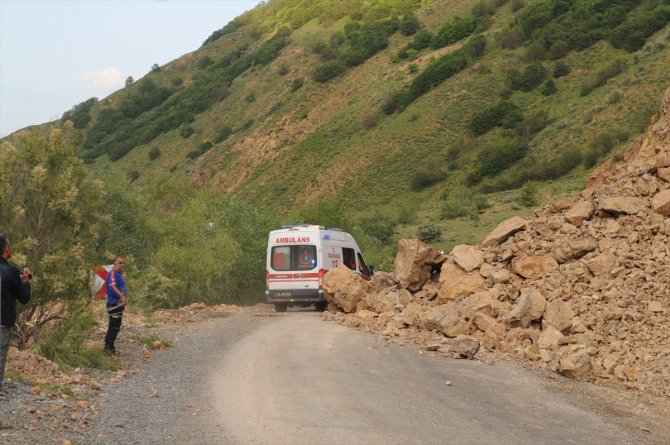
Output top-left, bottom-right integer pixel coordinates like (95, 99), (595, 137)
(0, 0), (260, 137)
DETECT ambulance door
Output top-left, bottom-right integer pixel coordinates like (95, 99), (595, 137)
(269, 244), (293, 296)
(293, 244), (319, 294)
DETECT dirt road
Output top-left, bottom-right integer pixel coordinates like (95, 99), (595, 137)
(75, 310), (664, 445)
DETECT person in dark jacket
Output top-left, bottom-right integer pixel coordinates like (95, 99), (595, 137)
(104, 257), (127, 355)
(0, 235), (31, 390)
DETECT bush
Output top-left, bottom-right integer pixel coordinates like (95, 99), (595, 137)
(382, 89), (413, 114)
(469, 101), (522, 135)
(442, 185), (489, 220)
(515, 110), (549, 138)
(518, 181), (538, 207)
(180, 126), (195, 139)
(432, 16), (477, 49)
(214, 126), (233, 143)
(410, 167), (446, 191)
(313, 60), (346, 82)
(541, 79), (557, 95)
(416, 224), (442, 243)
(400, 13), (420, 36)
(148, 146), (161, 160)
(290, 78), (304, 91)
(478, 138), (528, 178)
(609, 5), (670, 52)
(506, 63), (547, 92)
(553, 61), (570, 78)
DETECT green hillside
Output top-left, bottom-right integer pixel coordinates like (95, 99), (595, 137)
(6, 0), (670, 308)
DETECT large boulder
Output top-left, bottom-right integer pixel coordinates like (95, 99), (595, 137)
(322, 265), (375, 313)
(542, 300), (575, 333)
(512, 255), (559, 279)
(505, 288), (546, 328)
(558, 345), (592, 379)
(583, 253), (618, 276)
(482, 216), (527, 247)
(598, 196), (647, 215)
(420, 304), (470, 337)
(393, 239), (446, 291)
(370, 271), (397, 292)
(451, 335), (480, 359)
(564, 201), (594, 227)
(551, 237), (597, 264)
(396, 302), (429, 326)
(658, 167), (670, 183)
(437, 262), (486, 303)
(359, 288), (412, 314)
(652, 189), (670, 216)
(450, 244), (484, 272)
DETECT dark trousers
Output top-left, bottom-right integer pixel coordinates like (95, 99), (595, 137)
(105, 304), (125, 351)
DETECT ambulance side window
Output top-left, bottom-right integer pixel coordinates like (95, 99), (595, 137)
(295, 245), (317, 271)
(271, 246), (291, 271)
(342, 248), (356, 270)
(357, 253), (370, 276)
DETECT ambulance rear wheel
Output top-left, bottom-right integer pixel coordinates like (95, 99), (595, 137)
(274, 303), (287, 313)
(314, 301), (327, 312)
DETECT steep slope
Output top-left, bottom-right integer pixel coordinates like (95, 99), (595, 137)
(67, 0), (670, 216)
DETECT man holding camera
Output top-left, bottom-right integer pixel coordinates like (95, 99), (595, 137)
(104, 257), (127, 355)
(0, 235), (32, 391)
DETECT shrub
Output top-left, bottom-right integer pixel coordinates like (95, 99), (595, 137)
(180, 126), (195, 139)
(442, 185), (488, 220)
(312, 60), (346, 82)
(609, 5), (670, 52)
(197, 55), (211, 69)
(501, 26), (525, 49)
(515, 110), (549, 138)
(400, 13), (420, 36)
(478, 138), (528, 178)
(608, 91), (623, 104)
(518, 181), (538, 207)
(408, 29), (433, 50)
(416, 224), (442, 243)
(507, 63), (547, 92)
(382, 89), (413, 115)
(410, 167), (447, 191)
(277, 63), (289, 76)
(214, 126), (233, 143)
(128, 170), (140, 182)
(553, 61), (570, 78)
(469, 101), (522, 135)
(290, 78), (304, 91)
(432, 16), (477, 49)
(148, 146), (161, 161)
(541, 79), (557, 95)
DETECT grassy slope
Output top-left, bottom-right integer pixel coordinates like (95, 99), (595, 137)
(86, 0), (670, 252)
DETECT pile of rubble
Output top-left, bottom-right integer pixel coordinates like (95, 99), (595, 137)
(322, 86), (670, 398)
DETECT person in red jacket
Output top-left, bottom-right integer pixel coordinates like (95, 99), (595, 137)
(104, 257), (127, 355)
(0, 235), (31, 391)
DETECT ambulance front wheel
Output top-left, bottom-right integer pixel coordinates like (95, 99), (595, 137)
(274, 303), (288, 312)
(314, 301), (327, 312)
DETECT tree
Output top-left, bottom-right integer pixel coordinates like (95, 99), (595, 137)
(125, 76), (134, 87)
(151, 63), (160, 73)
(0, 123), (109, 349)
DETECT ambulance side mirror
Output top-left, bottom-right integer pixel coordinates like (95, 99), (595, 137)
(367, 265), (374, 276)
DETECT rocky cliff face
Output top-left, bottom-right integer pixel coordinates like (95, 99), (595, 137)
(323, 87), (670, 398)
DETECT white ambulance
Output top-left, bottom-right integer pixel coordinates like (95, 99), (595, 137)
(265, 224), (372, 312)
